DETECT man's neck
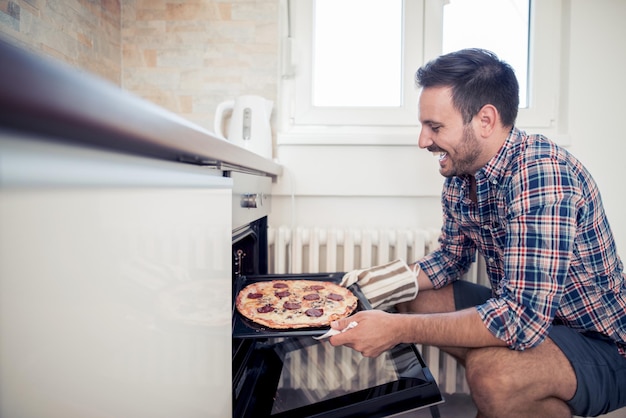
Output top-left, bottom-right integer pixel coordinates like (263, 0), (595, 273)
(469, 176), (477, 203)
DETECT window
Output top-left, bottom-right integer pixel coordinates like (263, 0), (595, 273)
(284, 0), (423, 130)
(279, 0), (565, 144)
(443, 0), (530, 108)
(312, 0), (403, 108)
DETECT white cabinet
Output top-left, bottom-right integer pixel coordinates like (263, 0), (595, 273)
(0, 133), (233, 417)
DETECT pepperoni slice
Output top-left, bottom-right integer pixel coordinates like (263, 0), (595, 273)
(327, 293), (344, 301)
(275, 291), (291, 298)
(273, 282), (289, 289)
(283, 301), (301, 310)
(310, 285), (325, 291)
(303, 293), (320, 301)
(247, 292), (263, 299)
(306, 308), (323, 317)
(257, 304), (274, 313)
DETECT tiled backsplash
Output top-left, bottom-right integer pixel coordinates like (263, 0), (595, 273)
(0, 0), (121, 84)
(121, 0), (279, 132)
(0, 0), (279, 133)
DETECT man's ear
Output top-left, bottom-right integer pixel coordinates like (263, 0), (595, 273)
(476, 104), (498, 137)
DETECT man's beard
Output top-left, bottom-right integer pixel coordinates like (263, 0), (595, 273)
(442, 125), (482, 178)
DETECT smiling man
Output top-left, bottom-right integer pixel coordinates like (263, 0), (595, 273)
(329, 49), (626, 417)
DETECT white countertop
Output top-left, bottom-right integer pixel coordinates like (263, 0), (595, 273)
(0, 38), (281, 178)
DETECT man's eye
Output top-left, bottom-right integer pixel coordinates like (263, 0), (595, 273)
(431, 126), (440, 133)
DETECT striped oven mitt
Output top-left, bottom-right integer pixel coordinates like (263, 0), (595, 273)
(340, 259), (419, 311)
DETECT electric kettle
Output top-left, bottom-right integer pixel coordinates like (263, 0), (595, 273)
(213, 95), (273, 159)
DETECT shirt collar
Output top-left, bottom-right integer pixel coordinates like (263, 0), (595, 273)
(475, 126), (523, 185)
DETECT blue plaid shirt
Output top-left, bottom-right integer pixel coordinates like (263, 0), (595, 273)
(419, 127), (626, 357)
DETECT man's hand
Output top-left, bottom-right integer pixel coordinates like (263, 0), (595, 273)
(328, 310), (403, 357)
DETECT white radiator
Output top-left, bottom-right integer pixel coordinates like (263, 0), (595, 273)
(268, 226), (483, 395)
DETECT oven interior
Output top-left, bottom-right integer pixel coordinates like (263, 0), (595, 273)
(232, 216), (268, 280)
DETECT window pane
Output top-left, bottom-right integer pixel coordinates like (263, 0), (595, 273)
(312, 0), (403, 107)
(442, 0), (530, 108)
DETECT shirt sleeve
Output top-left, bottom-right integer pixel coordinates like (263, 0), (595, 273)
(477, 157), (584, 350)
(419, 183), (478, 289)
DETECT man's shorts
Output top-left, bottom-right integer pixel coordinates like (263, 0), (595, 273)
(452, 280), (626, 416)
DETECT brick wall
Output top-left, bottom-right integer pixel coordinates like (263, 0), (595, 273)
(0, 0), (121, 84)
(121, 0), (279, 132)
(0, 0), (279, 134)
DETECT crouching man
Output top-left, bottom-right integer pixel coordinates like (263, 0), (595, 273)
(330, 49), (626, 418)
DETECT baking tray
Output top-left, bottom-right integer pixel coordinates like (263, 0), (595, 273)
(232, 273), (370, 339)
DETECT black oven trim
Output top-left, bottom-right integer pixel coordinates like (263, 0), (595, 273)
(232, 216), (268, 278)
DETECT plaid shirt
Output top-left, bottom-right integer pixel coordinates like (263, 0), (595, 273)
(419, 127), (626, 357)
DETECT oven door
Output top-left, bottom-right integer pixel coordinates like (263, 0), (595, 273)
(232, 275), (443, 418)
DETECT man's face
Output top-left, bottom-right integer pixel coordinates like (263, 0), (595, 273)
(418, 86), (482, 178)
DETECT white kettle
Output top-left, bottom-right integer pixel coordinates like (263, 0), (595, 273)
(213, 95), (273, 159)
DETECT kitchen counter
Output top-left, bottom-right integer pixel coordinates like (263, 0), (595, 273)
(0, 38), (281, 178)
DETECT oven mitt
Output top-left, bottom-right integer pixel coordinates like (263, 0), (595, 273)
(340, 259), (419, 311)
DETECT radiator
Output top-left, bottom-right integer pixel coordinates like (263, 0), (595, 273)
(268, 226), (483, 395)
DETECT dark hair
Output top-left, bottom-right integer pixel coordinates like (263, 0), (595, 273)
(415, 48), (519, 127)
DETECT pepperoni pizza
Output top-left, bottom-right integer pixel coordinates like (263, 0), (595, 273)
(235, 280), (358, 329)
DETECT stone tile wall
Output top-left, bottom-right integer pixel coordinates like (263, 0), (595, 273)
(0, 0), (121, 84)
(0, 0), (279, 133)
(121, 0), (279, 132)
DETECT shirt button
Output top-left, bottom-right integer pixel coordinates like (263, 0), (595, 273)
(488, 257), (495, 264)
(491, 179), (498, 185)
(482, 225), (491, 230)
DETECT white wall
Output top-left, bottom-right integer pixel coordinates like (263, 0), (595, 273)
(271, 145), (443, 231)
(565, 0), (626, 253)
(270, 0), (626, 254)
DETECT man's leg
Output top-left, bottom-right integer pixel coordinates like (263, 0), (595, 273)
(397, 280), (626, 416)
(465, 338), (576, 418)
(397, 281), (575, 417)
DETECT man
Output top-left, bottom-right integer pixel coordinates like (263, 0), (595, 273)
(329, 49), (626, 417)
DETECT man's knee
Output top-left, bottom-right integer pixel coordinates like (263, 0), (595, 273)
(465, 348), (519, 412)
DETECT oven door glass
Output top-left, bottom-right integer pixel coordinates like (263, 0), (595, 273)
(238, 336), (442, 418)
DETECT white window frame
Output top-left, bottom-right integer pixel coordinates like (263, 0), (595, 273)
(277, 0), (566, 145)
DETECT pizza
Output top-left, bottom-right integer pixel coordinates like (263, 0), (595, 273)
(235, 280), (358, 329)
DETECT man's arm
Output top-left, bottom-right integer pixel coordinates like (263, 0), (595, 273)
(329, 308), (506, 358)
(398, 308), (507, 348)
(415, 265), (435, 291)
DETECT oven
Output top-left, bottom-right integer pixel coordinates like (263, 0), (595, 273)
(228, 170), (443, 418)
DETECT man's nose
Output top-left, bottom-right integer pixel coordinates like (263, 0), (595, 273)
(418, 128), (431, 149)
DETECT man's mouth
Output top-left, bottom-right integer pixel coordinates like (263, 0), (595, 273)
(437, 152), (448, 162)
